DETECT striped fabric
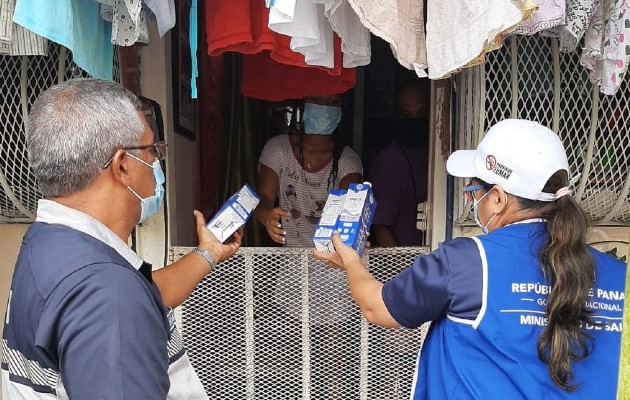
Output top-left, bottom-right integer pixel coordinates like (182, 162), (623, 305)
(2, 339), (58, 395)
(167, 308), (186, 362)
(0, 0), (48, 56)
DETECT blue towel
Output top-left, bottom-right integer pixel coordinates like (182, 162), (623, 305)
(13, 0), (113, 80)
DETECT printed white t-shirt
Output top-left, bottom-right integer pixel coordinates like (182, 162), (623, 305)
(259, 133), (363, 247)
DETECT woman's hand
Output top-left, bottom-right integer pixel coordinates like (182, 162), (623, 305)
(260, 207), (291, 244)
(194, 210), (243, 262)
(313, 232), (362, 269)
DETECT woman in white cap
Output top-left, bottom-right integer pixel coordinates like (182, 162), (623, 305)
(315, 118), (625, 399)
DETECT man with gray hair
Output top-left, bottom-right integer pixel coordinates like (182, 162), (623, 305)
(1, 78), (241, 399)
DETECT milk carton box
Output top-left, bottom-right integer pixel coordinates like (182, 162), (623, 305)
(207, 183), (260, 243)
(335, 182), (376, 256)
(312, 189), (346, 253)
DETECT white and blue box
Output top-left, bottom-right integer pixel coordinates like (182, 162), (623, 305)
(207, 183), (260, 243)
(336, 182), (376, 256)
(313, 189), (346, 253)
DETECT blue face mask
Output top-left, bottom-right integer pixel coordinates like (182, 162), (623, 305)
(472, 189), (495, 234)
(303, 103), (342, 135)
(126, 154), (165, 223)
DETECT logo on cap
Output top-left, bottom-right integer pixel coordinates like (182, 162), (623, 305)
(486, 155), (513, 180)
(486, 155), (497, 170)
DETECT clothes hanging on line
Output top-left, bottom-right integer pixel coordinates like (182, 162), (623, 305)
(268, 0), (370, 68)
(322, 0), (371, 68)
(543, 0), (602, 52)
(206, 0), (316, 68)
(579, 0), (630, 95)
(510, 0), (630, 95)
(143, 0), (176, 37)
(97, 0), (149, 46)
(190, 0), (199, 98)
(12, 0), (113, 79)
(345, 0), (426, 72)
(513, 0), (566, 35)
(425, 0), (537, 79)
(269, 0), (336, 69)
(206, 0), (356, 101)
(0, 0), (48, 55)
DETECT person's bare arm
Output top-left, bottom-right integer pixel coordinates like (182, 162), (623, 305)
(153, 211), (242, 308)
(370, 224), (398, 247)
(254, 164), (290, 244)
(339, 173), (362, 190)
(314, 233), (400, 328)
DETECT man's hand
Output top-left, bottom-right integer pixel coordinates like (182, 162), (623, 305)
(313, 232), (363, 269)
(260, 207), (291, 244)
(194, 210), (243, 262)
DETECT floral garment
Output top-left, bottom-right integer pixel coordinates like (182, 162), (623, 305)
(580, 0), (630, 95)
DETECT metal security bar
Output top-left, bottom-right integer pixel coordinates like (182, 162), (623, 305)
(454, 35), (630, 225)
(173, 246), (431, 400)
(0, 44), (119, 221)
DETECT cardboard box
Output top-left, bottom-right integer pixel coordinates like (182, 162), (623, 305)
(313, 189), (346, 253)
(336, 182), (376, 256)
(207, 184), (260, 243)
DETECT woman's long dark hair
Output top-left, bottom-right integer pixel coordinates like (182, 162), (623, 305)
(516, 170), (596, 391)
(296, 107), (346, 191)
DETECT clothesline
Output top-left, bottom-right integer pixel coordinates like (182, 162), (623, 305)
(1, 0), (628, 96)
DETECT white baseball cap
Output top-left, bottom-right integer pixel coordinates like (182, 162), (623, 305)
(446, 119), (569, 201)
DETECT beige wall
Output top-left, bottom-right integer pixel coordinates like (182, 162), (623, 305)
(0, 223), (29, 396)
(140, 25), (200, 248)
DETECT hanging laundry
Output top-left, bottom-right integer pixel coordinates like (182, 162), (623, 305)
(0, 0), (48, 55)
(543, 0), (602, 52)
(241, 50), (356, 101)
(425, 0), (537, 79)
(514, 0), (566, 35)
(206, 0), (357, 100)
(98, 0), (149, 46)
(190, 0), (199, 98)
(206, 0), (313, 68)
(346, 0), (426, 71)
(268, 0), (370, 68)
(320, 0), (371, 67)
(270, 0), (335, 69)
(143, 0), (176, 37)
(580, 0), (630, 95)
(12, 0), (113, 79)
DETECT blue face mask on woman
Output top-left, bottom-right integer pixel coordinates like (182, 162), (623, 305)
(303, 103), (342, 135)
(126, 153), (166, 223)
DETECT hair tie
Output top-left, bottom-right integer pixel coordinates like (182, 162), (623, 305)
(555, 187), (571, 199)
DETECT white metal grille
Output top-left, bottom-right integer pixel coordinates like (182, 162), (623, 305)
(0, 44), (119, 221)
(173, 246), (431, 400)
(455, 35), (630, 225)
